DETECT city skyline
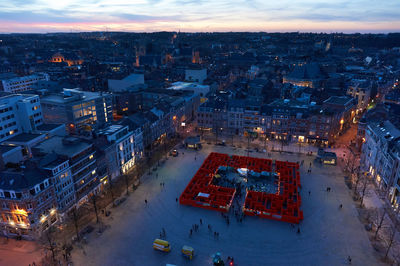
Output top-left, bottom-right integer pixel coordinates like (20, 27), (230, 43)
(0, 0), (399, 33)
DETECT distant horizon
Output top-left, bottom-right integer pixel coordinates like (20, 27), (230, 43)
(1, 30), (400, 35)
(0, 0), (399, 34)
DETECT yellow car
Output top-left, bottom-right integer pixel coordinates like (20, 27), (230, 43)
(153, 239), (171, 252)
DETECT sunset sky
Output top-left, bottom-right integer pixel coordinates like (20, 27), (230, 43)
(0, 0), (399, 33)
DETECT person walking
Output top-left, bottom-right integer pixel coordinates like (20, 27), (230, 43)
(145, 199), (148, 205)
(347, 256), (352, 264)
(297, 227), (301, 234)
(200, 218), (203, 225)
(176, 198), (178, 203)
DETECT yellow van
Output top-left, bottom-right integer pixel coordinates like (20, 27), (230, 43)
(153, 239), (171, 252)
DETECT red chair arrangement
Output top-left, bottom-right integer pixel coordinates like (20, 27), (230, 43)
(179, 153), (303, 224)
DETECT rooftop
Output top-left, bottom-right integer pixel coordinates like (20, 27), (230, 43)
(33, 136), (92, 158)
(0, 144), (20, 155)
(323, 96), (353, 106)
(4, 133), (44, 143)
(0, 168), (50, 190)
(36, 123), (64, 132)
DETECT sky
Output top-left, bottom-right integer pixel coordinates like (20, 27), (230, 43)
(0, 0), (399, 33)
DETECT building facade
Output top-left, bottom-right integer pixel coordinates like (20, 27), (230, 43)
(40, 89), (113, 133)
(0, 73), (49, 93)
(0, 168), (57, 239)
(0, 94), (43, 142)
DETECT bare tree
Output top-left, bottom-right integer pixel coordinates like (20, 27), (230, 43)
(373, 207), (387, 239)
(70, 207), (80, 241)
(39, 227), (60, 264)
(91, 194), (99, 223)
(359, 175), (369, 208)
(108, 176), (116, 206)
(384, 223), (398, 259)
(353, 171), (362, 195)
(124, 174), (130, 195)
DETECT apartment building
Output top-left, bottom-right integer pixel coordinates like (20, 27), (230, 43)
(0, 167), (57, 239)
(0, 93), (43, 142)
(33, 136), (99, 205)
(0, 73), (49, 93)
(40, 88), (113, 133)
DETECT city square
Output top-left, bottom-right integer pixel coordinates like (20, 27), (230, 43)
(71, 143), (382, 266)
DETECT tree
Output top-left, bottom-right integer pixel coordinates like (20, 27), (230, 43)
(373, 207), (387, 239)
(70, 207), (80, 241)
(384, 223), (398, 259)
(41, 228), (58, 263)
(108, 176), (116, 206)
(91, 194), (100, 224)
(124, 174), (130, 196)
(359, 175), (369, 208)
(353, 171), (362, 194)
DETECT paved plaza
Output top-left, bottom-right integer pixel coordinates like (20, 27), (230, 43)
(72, 143), (382, 266)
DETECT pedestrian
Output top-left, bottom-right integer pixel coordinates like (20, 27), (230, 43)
(145, 199), (148, 205)
(200, 218), (203, 225)
(339, 204), (343, 209)
(160, 232), (162, 238)
(176, 198), (178, 202)
(160, 182), (162, 187)
(297, 227), (301, 234)
(162, 228), (166, 235)
(347, 256), (352, 264)
(308, 190), (311, 196)
(190, 229), (193, 236)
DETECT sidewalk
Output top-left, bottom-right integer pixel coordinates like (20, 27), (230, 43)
(0, 238), (42, 265)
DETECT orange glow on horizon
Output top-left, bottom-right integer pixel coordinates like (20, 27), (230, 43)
(0, 20), (399, 33)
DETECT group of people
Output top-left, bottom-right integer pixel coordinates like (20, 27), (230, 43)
(189, 223), (200, 236)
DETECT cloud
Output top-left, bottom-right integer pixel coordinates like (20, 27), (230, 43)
(0, 0), (399, 33)
(0, 10), (87, 23)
